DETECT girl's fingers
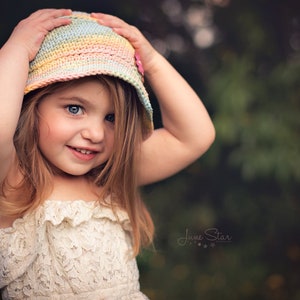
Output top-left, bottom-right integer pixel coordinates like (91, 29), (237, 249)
(91, 13), (141, 45)
(91, 12), (131, 31)
(30, 8), (72, 20)
(11, 9), (72, 61)
(18, 9), (72, 32)
(91, 12), (138, 35)
(30, 9), (72, 29)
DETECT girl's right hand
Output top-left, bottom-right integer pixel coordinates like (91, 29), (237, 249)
(7, 9), (72, 61)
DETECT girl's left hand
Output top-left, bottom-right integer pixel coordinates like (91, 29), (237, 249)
(91, 13), (158, 75)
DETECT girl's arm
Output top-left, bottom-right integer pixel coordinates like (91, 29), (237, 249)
(93, 13), (215, 185)
(139, 52), (215, 184)
(0, 9), (71, 182)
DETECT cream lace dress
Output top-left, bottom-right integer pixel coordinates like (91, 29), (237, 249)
(0, 200), (149, 299)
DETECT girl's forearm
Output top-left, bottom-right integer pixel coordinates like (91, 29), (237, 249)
(146, 52), (215, 156)
(0, 43), (29, 182)
(0, 43), (29, 143)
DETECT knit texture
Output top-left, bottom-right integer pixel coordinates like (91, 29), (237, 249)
(25, 12), (153, 128)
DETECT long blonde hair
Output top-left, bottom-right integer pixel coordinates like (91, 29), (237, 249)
(0, 75), (154, 255)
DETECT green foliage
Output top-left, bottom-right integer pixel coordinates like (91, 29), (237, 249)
(209, 57), (300, 182)
(138, 0), (300, 299)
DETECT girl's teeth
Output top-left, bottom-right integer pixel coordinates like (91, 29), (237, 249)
(75, 148), (92, 154)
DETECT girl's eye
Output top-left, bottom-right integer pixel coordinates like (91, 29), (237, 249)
(105, 113), (115, 123)
(67, 105), (83, 115)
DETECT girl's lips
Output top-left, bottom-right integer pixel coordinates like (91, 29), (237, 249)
(67, 146), (98, 161)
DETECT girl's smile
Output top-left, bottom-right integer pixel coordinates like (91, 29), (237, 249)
(67, 146), (99, 161)
(37, 78), (115, 176)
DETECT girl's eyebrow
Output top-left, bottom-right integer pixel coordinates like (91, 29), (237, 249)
(58, 96), (93, 107)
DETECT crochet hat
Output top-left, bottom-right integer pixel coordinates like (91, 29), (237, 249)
(25, 11), (153, 130)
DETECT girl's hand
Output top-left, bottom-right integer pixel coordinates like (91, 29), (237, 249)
(91, 13), (158, 75)
(7, 9), (72, 62)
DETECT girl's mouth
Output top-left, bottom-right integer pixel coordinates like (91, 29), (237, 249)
(69, 146), (98, 154)
(74, 148), (94, 155)
(68, 146), (98, 161)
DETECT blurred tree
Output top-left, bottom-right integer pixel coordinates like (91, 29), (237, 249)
(138, 0), (300, 299)
(0, 0), (299, 299)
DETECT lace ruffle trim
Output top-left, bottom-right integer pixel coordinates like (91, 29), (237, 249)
(0, 200), (131, 234)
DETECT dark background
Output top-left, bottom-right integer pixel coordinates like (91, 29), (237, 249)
(1, 0), (299, 299)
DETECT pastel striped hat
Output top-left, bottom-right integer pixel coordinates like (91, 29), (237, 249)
(25, 11), (153, 129)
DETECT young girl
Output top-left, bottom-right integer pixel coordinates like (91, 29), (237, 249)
(0, 9), (215, 299)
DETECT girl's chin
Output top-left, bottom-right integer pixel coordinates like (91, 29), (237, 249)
(46, 160), (106, 178)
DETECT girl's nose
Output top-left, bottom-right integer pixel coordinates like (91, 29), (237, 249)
(81, 120), (105, 143)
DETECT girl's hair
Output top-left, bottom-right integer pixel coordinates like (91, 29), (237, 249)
(0, 75), (154, 255)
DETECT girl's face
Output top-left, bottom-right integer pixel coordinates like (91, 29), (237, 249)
(37, 78), (115, 176)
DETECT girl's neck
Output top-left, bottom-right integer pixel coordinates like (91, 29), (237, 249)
(48, 174), (102, 202)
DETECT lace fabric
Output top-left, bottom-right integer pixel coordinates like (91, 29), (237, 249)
(0, 200), (148, 299)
